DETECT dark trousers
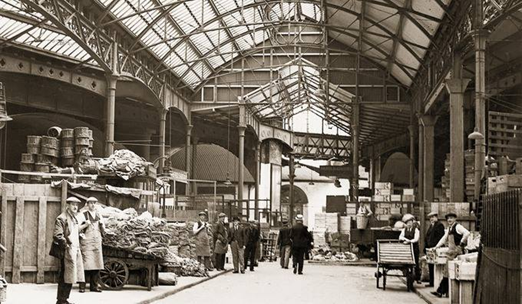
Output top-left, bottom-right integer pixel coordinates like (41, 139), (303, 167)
(244, 244), (256, 270)
(436, 277), (449, 294)
(413, 245), (420, 281)
(197, 256), (211, 270)
(428, 264), (435, 286)
(57, 259), (72, 303)
(292, 247), (306, 274)
(215, 253), (226, 270)
(79, 270), (100, 291)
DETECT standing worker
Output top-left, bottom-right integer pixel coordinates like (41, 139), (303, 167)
(228, 216), (248, 274)
(399, 214), (421, 283)
(213, 213), (228, 271)
(49, 197), (88, 304)
(79, 197), (104, 293)
(425, 211), (445, 287)
(277, 217), (292, 269)
(290, 214), (312, 275)
(193, 211), (212, 271)
(431, 212), (470, 297)
(244, 219), (260, 272)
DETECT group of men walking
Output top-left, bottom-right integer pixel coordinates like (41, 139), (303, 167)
(193, 212), (261, 274)
(51, 196), (104, 304)
(277, 214), (314, 275)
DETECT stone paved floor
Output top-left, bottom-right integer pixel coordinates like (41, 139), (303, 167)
(154, 262), (425, 304)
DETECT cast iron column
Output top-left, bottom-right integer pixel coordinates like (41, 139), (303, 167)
(238, 125), (246, 201)
(473, 0), (488, 199)
(418, 117), (424, 203)
(254, 142), (261, 220)
(105, 75), (117, 157)
(289, 154), (295, 222)
(158, 109), (167, 173)
(421, 115), (438, 202)
(445, 54), (470, 202)
(185, 124), (193, 195)
(351, 99), (360, 202)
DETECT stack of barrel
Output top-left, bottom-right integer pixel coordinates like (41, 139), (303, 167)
(19, 150), (35, 182)
(60, 128), (75, 166)
(74, 127), (93, 161)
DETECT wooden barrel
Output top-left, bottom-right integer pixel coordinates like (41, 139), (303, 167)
(20, 162), (33, 172)
(61, 128), (74, 139)
(21, 153), (35, 163)
(88, 139), (94, 148)
(60, 147), (74, 157)
(41, 146), (59, 157)
(61, 157), (74, 167)
(27, 135), (41, 146)
(75, 145), (89, 154)
(47, 126), (62, 138)
(41, 136), (59, 149)
(50, 157), (58, 166)
(75, 137), (90, 146)
(36, 154), (52, 163)
(34, 163), (49, 173)
(61, 139), (74, 148)
(18, 175), (30, 183)
(87, 129), (93, 139)
(74, 127), (90, 138)
(27, 144), (40, 154)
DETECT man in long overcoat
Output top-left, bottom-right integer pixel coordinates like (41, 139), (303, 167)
(290, 214), (312, 275)
(213, 213), (228, 271)
(50, 197), (89, 304)
(79, 197), (104, 293)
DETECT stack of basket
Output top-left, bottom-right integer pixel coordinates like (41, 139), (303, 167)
(19, 152), (34, 182)
(74, 127), (92, 161)
(60, 128), (75, 167)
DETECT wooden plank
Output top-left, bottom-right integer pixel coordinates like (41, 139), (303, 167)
(12, 196), (24, 283)
(0, 188), (7, 277)
(60, 180), (67, 212)
(6, 196), (61, 202)
(5, 265), (60, 272)
(36, 196), (47, 284)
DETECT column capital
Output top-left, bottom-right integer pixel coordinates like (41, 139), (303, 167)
(445, 78), (471, 94)
(238, 125), (247, 136)
(419, 115), (439, 127)
(106, 74), (118, 89)
(186, 124), (193, 134)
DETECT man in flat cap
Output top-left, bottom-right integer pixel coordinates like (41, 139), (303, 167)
(79, 197), (104, 293)
(50, 197), (89, 304)
(290, 214), (312, 275)
(193, 211), (212, 271)
(277, 217), (292, 269)
(424, 211), (445, 287)
(213, 213), (228, 271)
(431, 212), (470, 297)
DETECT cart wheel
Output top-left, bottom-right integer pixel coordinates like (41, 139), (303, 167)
(99, 259), (129, 290)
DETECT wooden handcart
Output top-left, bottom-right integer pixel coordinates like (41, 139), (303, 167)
(375, 239), (416, 292)
(100, 245), (160, 291)
(260, 232), (278, 262)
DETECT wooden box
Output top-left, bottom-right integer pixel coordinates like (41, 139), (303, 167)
(488, 174), (522, 194)
(456, 262), (476, 281)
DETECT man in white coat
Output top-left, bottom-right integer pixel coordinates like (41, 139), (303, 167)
(79, 197), (104, 293)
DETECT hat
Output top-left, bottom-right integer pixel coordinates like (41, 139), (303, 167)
(198, 211), (206, 216)
(402, 213), (415, 223)
(232, 216), (240, 222)
(295, 214), (304, 221)
(66, 197), (81, 204)
(427, 211), (438, 218)
(218, 213), (226, 218)
(86, 197), (98, 203)
(445, 212), (457, 219)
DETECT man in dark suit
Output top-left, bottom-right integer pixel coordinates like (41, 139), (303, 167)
(277, 217), (292, 269)
(228, 216), (248, 274)
(290, 214), (312, 275)
(425, 211), (445, 287)
(244, 219), (260, 271)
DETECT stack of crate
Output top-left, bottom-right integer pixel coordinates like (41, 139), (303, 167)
(430, 202), (471, 218)
(373, 182), (393, 202)
(339, 216), (351, 234)
(464, 149), (475, 201)
(314, 213), (339, 233)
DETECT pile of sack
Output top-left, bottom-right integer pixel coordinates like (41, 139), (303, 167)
(164, 222), (197, 259)
(311, 248), (359, 262)
(162, 249), (208, 277)
(101, 207), (172, 259)
(97, 149), (151, 180)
